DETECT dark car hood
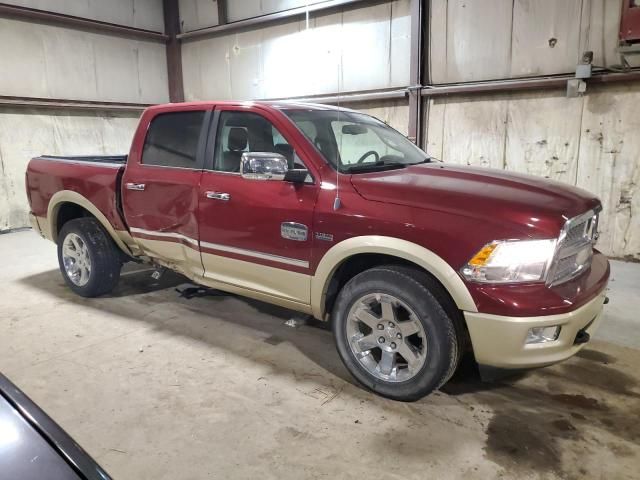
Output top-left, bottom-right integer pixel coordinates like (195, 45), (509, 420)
(350, 163), (601, 238)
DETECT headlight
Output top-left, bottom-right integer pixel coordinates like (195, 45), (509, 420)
(461, 239), (557, 283)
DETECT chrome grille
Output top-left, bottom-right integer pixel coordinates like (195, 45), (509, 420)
(547, 209), (599, 286)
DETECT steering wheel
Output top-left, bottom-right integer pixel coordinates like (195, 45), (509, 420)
(356, 150), (380, 164)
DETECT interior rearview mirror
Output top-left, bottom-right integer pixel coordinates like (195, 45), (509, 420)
(342, 124), (368, 135)
(240, 152), (288, 180)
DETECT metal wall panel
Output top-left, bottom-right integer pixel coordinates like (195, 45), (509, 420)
(426, 95), (509, 168)
(428, 0), (627, 84)
(577, 84), (640, 260)
(423, 84), (640, 260)
(227, 0), (327, 22)
(0, 18), (169, 103)
(583, 0), (625, 69)
(3, 0), (165, 31)
(429, 0), (513, 84)
(345, 98), (410, 135)
(181, 0), (411, 100)
(179, 0), (219, 32)
(511, 0), (583, 77)
(505, 92), (583, 184)
(0, 109), (140, 231)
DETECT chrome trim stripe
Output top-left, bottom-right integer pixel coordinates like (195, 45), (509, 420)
(130, 227), (199, 246)
(200, 241), (310, 268)
(130, 227), (309, 268)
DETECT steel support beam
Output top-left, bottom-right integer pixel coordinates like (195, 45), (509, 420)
(0, 95), (149, 112)
(407, 0), (424, 145)
(163, 0), (185, 102)
(178, 0), (378, 41)
(0, 2), (167, 42)
(420, 70), (640, 97)
(265, 88), (408, 105)
(217, 0), (228, 25)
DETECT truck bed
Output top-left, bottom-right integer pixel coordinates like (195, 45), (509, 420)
(26, 155), (129, 236)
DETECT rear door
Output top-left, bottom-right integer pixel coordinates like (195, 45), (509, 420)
(197, 106), (319, 305)
(122, 107), (211, 278)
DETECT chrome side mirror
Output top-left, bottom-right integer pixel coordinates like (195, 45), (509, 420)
(240, 152), (288, 180)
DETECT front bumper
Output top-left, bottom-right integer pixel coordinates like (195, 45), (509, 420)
(464, 287), (607, 369)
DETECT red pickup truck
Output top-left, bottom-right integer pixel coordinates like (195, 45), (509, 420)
(25, 101), (609, 400)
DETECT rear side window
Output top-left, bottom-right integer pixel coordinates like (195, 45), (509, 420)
(142, 111), (205, 168)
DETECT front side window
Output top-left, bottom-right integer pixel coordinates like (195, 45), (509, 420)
(213, 111), (306, 173)
(142, 111), (205, 168)
(283, 109), (430, 173)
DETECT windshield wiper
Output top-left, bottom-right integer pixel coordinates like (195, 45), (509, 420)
(343, 161), (408, 173)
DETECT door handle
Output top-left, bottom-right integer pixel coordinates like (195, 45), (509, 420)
(125, 183), (146, 191)
(205, 191), (230, 201)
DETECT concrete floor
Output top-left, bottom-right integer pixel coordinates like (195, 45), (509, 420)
(0, 230), (638, 480)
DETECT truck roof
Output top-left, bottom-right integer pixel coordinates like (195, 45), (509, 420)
(145, 100), (359, 114)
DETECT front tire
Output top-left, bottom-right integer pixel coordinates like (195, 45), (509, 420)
(332, 265), (460, 401)
(57, 218), (122, 297)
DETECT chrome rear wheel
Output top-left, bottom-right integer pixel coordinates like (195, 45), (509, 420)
(62, 232), (92, 287)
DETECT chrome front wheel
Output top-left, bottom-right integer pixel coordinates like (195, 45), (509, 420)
(346, 293), (427, 383)
(332, 266), (460, 401)
(62, 232), (92, 287)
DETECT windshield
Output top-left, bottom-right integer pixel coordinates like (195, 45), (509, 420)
(283, 109), (430, 173)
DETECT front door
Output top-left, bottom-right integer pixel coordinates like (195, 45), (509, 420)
(121, 108), (210, 278)
(197, 107), (318, 305)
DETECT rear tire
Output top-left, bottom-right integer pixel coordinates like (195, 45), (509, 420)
(57, 218), (122, 297)
(332, 265), (460, 401)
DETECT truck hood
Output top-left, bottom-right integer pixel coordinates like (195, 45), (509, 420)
(350, 163), (601, 238)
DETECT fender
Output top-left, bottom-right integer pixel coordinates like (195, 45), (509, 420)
(47, 190), (135, 257)
(310, 236), (478, 319)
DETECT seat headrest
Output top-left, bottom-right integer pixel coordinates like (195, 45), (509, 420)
(228, 127), (248, 151)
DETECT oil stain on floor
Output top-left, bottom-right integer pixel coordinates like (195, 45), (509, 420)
(446, 346), (640, 479)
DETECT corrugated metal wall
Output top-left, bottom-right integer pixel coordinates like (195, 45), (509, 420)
(0, 0), (167, 231)
(0, 0), (637, 260)
(424, 84), (640, 260)
(428, 0), (625, 82)
(181, 0), (411, 100)
(423, 0), (639, 260)
(0, 109), (140, 231)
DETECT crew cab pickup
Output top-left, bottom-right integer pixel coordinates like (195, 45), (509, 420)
(25, 101), (609, 400)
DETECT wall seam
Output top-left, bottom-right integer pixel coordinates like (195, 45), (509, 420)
(573, 95), (587, 186)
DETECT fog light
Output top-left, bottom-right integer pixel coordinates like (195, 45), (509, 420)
(526, 326), (561, 344)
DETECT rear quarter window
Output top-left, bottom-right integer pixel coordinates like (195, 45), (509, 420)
(142, 111), (205, 168)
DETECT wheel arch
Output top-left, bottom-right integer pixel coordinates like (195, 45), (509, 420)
(47, 190), (132, 256)
(310, 236), (477, 320)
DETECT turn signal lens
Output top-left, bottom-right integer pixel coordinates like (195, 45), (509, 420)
(468, 243), (498, 266)
(461, 239), (557, 283)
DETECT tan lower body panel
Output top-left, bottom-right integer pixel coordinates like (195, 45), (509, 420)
(135, 238), (312, 314)
(199, 250), (311, 307)
(464, 288), (607, 369)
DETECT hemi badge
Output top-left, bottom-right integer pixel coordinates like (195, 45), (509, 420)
(315, 232), (334, 242)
